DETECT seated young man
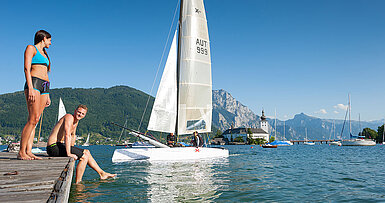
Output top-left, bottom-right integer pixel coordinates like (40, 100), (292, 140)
(46, 104), (116, 184)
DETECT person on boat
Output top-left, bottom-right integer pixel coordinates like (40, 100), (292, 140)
(191, 131), (203, 147)
(46, 104), (116, 184)
(167, 133), (177, 147)
(18, 30), (52, 160)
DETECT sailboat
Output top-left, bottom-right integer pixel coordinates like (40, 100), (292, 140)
(303, 128), (315, 145)
(277, 119), (293, 146)
(112, 0), (229, 162)
(82, 133), (90, 146)
(329, 120), (341, 146)
(341, 94), (376, 146)
(267, 110), (292, 147)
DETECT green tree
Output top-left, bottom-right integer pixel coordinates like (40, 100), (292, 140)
(270, 136), (275, 143)
(248, 138), (266, 145)
(215, 129), (223, 138)
(247, 128), (253, 144)
(234, 136), (244, 142)
(255, 138), (266, 145)
(247, 128), (252, 135)
(362, 128), (378, 140)
(377, 125), (384, 143)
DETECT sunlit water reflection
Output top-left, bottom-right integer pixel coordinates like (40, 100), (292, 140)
(69, 145), (385, 202)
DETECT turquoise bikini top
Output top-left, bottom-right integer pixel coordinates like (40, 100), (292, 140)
(31, 45), (49, 66)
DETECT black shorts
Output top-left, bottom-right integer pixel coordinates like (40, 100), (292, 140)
(24, 76), (50, 94)
(47, 142), (84, 160)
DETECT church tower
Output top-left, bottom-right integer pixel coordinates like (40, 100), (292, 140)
(260, 110), (269, 134)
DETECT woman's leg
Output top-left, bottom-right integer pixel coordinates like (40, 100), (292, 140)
(26, 128), (37, 158)
(25, 94), (48, 160)
(18, 90), (45, 160)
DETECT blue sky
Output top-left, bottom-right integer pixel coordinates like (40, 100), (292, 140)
(1, 0), (384, 121)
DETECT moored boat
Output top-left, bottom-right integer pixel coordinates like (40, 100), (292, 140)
(269, 140), (293, 146)
(330, 141), (342, 146)
(303, 128), (315, 145)
(341, 95), (376, 146)
(341, 139), (376, 146)
(261, 144), (277, 148)
(111, 0), (229, 162)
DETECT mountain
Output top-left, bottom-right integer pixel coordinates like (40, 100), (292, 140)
(0, 86), (383, 142)
(212, 90), (384, 141)
(212, 89), (260, 130)
(280, 113), (384, 141)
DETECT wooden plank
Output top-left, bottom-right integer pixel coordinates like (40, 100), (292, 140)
(0, 152), (74, 203)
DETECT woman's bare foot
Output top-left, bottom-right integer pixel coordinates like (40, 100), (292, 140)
(27, 152), (43, 160)
(17, 152), (33, 160)
(100, 172), (117, 180)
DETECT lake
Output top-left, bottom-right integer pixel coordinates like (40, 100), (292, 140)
(67, 144), (385, 202)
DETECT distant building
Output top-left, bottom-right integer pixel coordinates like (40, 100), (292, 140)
(222, 110), (270, 142)
(211, 138), (228, 145)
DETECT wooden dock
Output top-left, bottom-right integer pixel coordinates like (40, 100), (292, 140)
(291, 139), (337, 144)
(0, 152), (74, 203)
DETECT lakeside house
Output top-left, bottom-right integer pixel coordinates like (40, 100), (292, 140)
(222, 110), (270, 142)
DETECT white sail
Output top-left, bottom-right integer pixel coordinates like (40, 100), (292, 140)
(147, 30), (178, 133)
(58, 97), (67, 121)
(83, 133), (90, 146)
(178, 0), (212, 135)
(111, 0), (229, 162)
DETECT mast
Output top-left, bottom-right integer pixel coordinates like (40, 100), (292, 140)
(283, 120), (285, 140)
(348, 94), (351, 136)
(175, 0), (183, 137)
(305, 127), (308, 140)
(275, 108), (277, 140)
(359, 113), (361, 136)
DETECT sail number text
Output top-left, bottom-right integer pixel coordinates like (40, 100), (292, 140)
(196, 39), (208, 55)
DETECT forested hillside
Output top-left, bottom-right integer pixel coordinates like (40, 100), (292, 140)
(0, 86), (154, 141)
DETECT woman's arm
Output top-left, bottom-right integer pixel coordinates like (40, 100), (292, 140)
(24, 45), (36, 102)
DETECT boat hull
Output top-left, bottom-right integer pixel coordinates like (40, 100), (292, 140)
(262, 144), (277, 148)
(330, 141), (341, 146)
(112, 147), (229, 162)
(341, 139), (376, 146)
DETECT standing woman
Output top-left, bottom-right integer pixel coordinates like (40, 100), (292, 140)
(18, 30), (52, 160)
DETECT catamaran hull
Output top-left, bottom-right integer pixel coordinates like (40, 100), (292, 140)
(341, 139), (376, 146)
(112, 147), (229, 162)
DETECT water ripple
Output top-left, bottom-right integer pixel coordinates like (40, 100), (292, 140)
(69, 145), (385, 202)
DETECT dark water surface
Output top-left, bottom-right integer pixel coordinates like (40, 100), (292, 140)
(66, 145), (385, 202)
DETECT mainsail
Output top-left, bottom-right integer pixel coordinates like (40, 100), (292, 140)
(148, 0), (212, 135)
(178, 0), (212, 135)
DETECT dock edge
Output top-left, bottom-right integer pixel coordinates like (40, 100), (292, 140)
(47, 157), (75, 203)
